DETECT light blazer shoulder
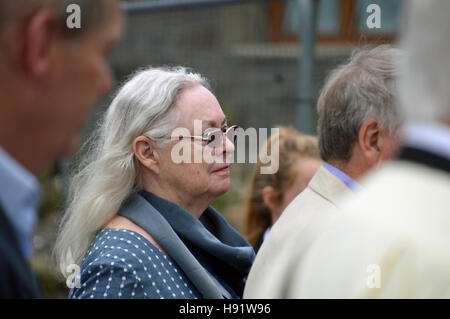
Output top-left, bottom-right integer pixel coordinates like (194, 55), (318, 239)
(244, 165), (355, 298)
(287, 161), (450, 298)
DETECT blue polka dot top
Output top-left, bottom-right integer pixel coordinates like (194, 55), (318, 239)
(69, 228), (201, 299)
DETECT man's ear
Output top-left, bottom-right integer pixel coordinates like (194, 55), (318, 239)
(23, 10), (59, 78)
(262, 186), (281, 215)
(357, 118), (381, 167)
(133, 136), (160, 175)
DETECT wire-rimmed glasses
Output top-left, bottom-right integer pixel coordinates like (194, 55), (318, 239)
(172, 125), (239, 147)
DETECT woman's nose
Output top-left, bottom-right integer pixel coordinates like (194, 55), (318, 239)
(222, 133), (235, 158)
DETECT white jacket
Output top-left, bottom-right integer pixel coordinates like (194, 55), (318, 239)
(286, 161), (450, 298)
(244, 165), (355, 298)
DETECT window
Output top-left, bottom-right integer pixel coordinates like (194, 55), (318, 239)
(268, 0), (403, 43)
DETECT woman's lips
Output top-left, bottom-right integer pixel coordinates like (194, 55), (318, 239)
(212, 165), (230, 174)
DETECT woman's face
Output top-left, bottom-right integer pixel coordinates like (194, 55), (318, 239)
(157, 85), (235, 203)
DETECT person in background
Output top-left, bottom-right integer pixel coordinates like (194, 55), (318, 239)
(244, 127), (322, 253)
(283, 0), (450, 298)
(55, 67), (255, 299)
(244, 45), (403, 298)
(0, 0), (124, 298)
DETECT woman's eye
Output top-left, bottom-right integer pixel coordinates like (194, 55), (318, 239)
(203, 129), (216, 139)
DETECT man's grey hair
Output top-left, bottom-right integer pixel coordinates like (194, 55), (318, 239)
(0, 0), (116, 37)
(399, 0), (450, 124)
(317, 45), (403, 163)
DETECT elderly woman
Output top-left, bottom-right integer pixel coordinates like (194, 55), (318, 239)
(55, 67), (255, 299)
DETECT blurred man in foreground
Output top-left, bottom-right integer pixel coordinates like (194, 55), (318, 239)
(244, 45), (403, 298)
(0, 0), (124, 298)
(283, 0), (450, 298)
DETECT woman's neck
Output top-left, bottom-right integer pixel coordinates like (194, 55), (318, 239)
(143, 182), (213, 219)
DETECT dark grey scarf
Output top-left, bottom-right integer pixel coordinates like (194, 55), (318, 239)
(118, 191), (255, 299)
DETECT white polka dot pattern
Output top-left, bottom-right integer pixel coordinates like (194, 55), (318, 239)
(69, 229), (200, 299)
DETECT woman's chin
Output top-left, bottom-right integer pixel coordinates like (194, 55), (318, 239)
(211, 178), (231, 196)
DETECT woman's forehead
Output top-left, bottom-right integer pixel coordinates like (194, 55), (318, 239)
(176, 86), (226, 128)
(179, 113), (227, 131)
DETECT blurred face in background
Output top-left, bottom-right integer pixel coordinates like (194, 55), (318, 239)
(49, 6), (125, 158)
(0, 1), (124, 175)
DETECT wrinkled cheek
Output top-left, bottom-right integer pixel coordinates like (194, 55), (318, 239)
(187, 165), (211, 192)
(201, 145), (226, 165)
(202, 149), (215, 164)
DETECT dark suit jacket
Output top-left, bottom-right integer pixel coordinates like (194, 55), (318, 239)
(399, 146), (450, 173)
(0, 204), (42, 298)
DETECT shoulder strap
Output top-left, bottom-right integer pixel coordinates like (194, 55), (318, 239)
(118, 193), (225, 299)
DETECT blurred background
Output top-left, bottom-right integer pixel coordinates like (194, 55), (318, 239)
(32, 0), (403, 297)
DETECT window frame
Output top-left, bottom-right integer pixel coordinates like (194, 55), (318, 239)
(268, 0), (396, 44)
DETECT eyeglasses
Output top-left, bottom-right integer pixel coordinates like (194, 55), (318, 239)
(172, 125), (240, 147)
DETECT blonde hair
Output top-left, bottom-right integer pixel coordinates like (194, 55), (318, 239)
(244, 127), (320, 246)
(55, 66), (209, 276)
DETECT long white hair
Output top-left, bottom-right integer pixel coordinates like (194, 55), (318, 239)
(55, 66), (209, 277)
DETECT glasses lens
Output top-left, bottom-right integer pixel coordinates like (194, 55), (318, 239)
(206, 129), (223, 147)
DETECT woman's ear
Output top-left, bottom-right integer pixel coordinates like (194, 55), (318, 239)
(133, 136), (159, 175)
(357, 118), (381, 167)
